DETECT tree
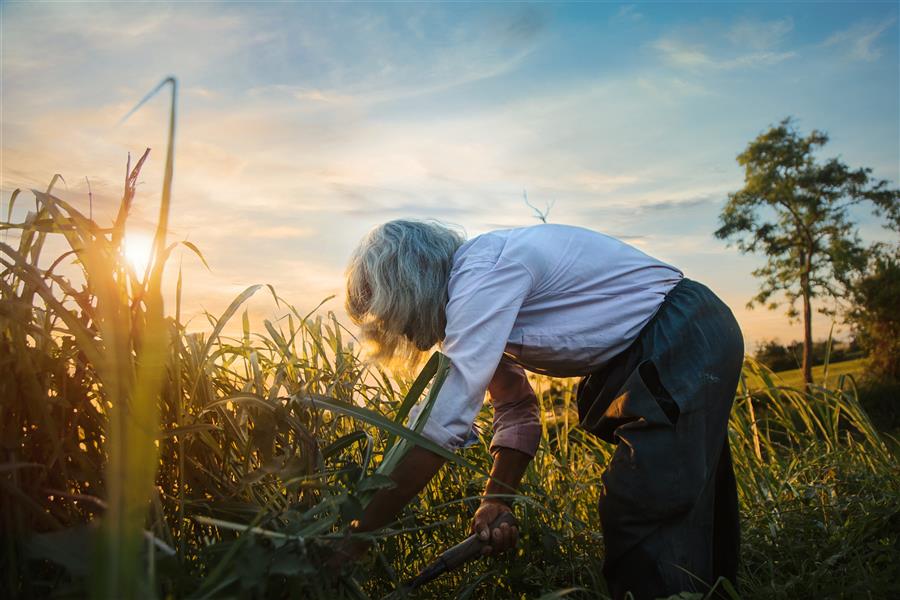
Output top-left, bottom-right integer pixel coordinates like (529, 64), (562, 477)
(753, 339), (798, 372)
(847, 249), (900, 380)
(715, 118), (899, 387)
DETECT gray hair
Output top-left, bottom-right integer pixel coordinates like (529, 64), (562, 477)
(346, 219), (464, 365)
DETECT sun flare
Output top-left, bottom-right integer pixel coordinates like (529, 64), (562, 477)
(123, 231), (154, 274)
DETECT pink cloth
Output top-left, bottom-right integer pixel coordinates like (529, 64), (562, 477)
(487, 357), (542, 457)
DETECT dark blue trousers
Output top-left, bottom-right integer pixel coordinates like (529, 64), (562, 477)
(577, 278), (743, 600)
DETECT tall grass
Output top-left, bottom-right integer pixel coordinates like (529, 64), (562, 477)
(2, 77), (179, 598)
(1, 80), (897, 599)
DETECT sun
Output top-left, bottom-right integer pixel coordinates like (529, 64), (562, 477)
(123, 231), (154, 274)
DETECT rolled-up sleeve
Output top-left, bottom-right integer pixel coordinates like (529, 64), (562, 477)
(488, 357), (541, 457)
(418, 256), (534, 451)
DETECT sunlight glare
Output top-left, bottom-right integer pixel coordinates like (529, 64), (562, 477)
(124, 231), (154, 274)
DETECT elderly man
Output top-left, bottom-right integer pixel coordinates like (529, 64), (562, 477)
(342, 220), (744, 599)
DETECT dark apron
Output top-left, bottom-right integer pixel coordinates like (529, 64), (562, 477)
(576, 278), (744, 600)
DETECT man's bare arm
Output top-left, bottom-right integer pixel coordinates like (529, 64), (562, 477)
(328, 445), (446, 566)
(357, 445), (447, 532)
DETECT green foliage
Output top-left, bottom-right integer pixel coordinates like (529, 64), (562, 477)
(753, 339), (863, 373)
(716, 116), (899, 385)
(739, 444), (900, 599)
(716, 117), (898, 312)
(846, 250), (900, 380)
(857, 379), (900, 442)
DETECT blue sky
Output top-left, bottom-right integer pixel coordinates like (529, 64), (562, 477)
(2, 1), (898, 348)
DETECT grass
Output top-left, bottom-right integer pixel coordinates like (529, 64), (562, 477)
(750, 358), (869, 390)
(751, 358), (900, 441)
(2, 81), (898, 599)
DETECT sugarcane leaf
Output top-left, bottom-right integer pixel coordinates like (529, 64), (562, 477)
(293, 393), (482, 475)
(180, 240), (210, 270)
(357, 473), (396, 493)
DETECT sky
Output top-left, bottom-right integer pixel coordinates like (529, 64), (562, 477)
(2, 1), (898, 350)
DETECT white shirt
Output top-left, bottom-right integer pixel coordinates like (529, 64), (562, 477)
(419, 223), (683, 452)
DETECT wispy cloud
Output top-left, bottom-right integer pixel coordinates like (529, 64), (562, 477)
(824, 17), (896, 62)
(639, 196), (717, 212)
(653, 16), (796, 71)
(653, 38), (795, 71)
(569, 172), (640, 193)
(614, 4), (643, 23)
(727, 17), (793, 51)
(653, 38), (716, 68)
(239, 5), (549, 106)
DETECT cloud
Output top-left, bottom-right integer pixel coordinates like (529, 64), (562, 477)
(614, 4), (643, 22)
(569, 172), (640, 193)
(653, 39), (715, 68)
(2, 2), (544, 117)
(500, 5), (549, 43)
(824, 18), (897, 62)
(636, 76), (710, 99)
(0, 4), (252, 85)
(724, 50), (797, 69)
(653, 16), (797, 71)
(653, 38), (795, 70)
(249, 5), (548, 106)
(186, 87), (218, 99)
(727, 17), (793, 51)
(185, 219), (316, 241)
(638, 196), (716, 212)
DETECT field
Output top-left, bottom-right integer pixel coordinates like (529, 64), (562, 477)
(2, 97), (898, 600)
(752, 359), (868, 391)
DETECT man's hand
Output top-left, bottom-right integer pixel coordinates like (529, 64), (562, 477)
(472, 446), (531, 556)
(471, 500), (518, 556)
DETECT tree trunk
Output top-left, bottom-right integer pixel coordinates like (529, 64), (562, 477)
(801, 266), (813, 388)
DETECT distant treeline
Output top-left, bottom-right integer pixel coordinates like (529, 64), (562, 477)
(754, 339), (865, 373)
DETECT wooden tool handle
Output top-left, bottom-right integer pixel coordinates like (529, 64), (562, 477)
(401, 511), (519, 592)
(440, 511), (518, 570)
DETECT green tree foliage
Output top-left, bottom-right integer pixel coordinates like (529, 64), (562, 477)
(754, 339), (799, 372)
(753, 338), (863, 372)
(715, 117), (899, 387)
(847, 249), (900, 380)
